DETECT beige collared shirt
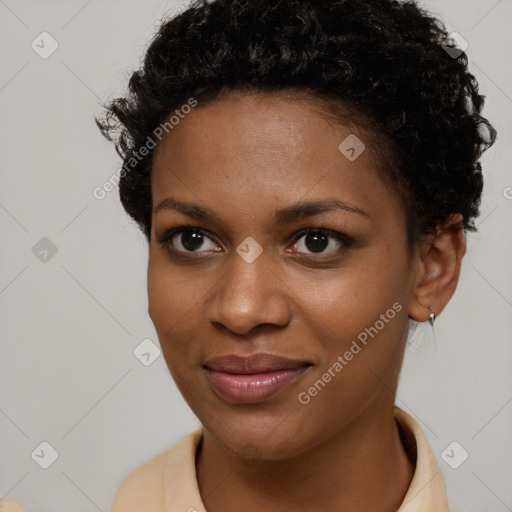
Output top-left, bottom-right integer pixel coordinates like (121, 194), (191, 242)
(109, 406), (450, 512)
(0, 407), (450, 512)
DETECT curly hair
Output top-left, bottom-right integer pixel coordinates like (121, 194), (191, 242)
(95, 0), (496, 245)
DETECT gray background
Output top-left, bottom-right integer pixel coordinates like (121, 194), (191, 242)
(0, 0), (511, 510)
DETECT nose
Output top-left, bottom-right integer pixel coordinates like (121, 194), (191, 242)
(207, 251), (292, 336)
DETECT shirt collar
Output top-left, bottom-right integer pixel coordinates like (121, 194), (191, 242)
(160, 407), (449, 511)
(394, 406), (450, 511)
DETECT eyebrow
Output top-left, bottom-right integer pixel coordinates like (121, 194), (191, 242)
(153, 197), (369, 224)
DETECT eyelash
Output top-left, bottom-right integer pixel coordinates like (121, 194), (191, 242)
(156, 225), (354, 258)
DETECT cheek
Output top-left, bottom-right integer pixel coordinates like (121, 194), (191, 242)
(294, 302), (408, 438)
(148, 252), (198, 328)
(297, 248), (410, 394)
(302, 283), (408, 386)
(304, 254), (408, 344)
(147, 255), (202, 366)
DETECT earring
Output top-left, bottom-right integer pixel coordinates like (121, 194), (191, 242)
(428, 306), (436, 326)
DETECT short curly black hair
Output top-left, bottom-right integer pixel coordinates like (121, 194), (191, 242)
(95, 0), (496, 246)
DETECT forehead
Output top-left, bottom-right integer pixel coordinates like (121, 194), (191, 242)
(150, 90), (400, 228)
(153, 91), (378, 174)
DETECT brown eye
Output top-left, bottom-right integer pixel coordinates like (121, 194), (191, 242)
(168, 229), (219, 253)
(303, 231), (329, 252)
(292, 229), (352, 255)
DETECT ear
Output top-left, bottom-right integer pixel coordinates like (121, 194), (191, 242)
(408, 214), (467, 322)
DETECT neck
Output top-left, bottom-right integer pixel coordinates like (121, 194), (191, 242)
(196, 401), (415, 512)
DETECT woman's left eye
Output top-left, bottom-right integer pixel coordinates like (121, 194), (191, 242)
(291, 229), (352, 255)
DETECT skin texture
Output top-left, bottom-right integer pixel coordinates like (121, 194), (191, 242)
(147, 90), (466, 512)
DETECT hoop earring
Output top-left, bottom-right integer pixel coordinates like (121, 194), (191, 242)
(428, 306), (436, 327)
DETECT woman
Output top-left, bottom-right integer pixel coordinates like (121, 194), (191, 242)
(95, 0), (496, 510)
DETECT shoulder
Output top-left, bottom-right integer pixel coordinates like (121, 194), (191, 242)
(110, 447), (171, 511)
(0, 499), (24, 512)
(110, 428), (203, 512)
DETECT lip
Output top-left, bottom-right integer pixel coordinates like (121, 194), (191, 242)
(204, 353), (311, 404)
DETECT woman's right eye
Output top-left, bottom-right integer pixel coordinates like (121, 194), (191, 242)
(158, 228), (220, 254)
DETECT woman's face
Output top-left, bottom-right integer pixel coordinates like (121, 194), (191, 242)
(148, 90), (420, 460)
